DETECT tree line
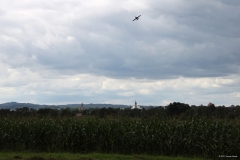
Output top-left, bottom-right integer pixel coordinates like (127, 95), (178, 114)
(0, 102), (240, 119)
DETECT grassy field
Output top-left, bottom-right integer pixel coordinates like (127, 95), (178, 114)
(0, 152), (208, 160)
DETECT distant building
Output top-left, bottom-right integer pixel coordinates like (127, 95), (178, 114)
(78, 103), (84, 111)
(76, 113), (82, 117)
(131, 101), (142, 109)
(208, 102), (214, 107)
(77, 103), (84, 116)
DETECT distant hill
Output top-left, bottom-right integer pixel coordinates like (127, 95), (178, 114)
(0, 102), (59, 110)
(0, 102), (132, 110)
(58, 103), (131, 109)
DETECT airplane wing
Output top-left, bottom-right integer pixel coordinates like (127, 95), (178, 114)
(132, 15), (141, 21)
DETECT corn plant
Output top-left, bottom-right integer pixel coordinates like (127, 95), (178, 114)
(0, 116), (239, 158)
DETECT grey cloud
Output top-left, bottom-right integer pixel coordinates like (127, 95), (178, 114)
(220, 0), (240, 6)
(1, 0), (240, 105)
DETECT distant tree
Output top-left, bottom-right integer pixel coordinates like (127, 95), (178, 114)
(213, 106), (227, 118)
(149, 107), (158, 117)
(15, 107), (30, 116)
(107, 107), (118, 116)
(166, 102), (190, 116)
(234, 105), (240, 118)
(196, 105), (211, 117)
(0, 109), (10, 116)
(184, 108), (196, 118)
(208, 103), (216, 112)
(117, 109), (126, 118)
(99, 108), (107, 118)
(49, 109), (59, 117)
(156, 106), (167, 118)
(129, 108), (141, 118)
(60, 108), (73, 117)
(37, 108), (52, 117)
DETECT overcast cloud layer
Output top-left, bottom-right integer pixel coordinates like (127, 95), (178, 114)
(0, 0), (240, 106)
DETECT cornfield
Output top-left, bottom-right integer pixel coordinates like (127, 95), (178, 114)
(0, 117), (239, 158)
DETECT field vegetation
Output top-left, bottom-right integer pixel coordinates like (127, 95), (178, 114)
(0, 116), (239, 159)
(0, 102), (240, 159)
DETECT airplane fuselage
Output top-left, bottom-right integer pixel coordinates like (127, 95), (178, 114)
(133, 15), (141, 21)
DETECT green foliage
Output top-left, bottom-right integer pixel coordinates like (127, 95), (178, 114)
(166, 102), (190, 116)
(0, 117), (239, 158)
(1, 102), (240, 120)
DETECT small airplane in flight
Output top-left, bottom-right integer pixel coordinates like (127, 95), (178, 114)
(132, 15), (141, 21)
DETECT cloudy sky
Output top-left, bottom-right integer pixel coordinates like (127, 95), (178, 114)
(0, 0), (240, 106)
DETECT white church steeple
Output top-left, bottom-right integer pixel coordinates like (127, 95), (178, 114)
(131, 100), (141, 109)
